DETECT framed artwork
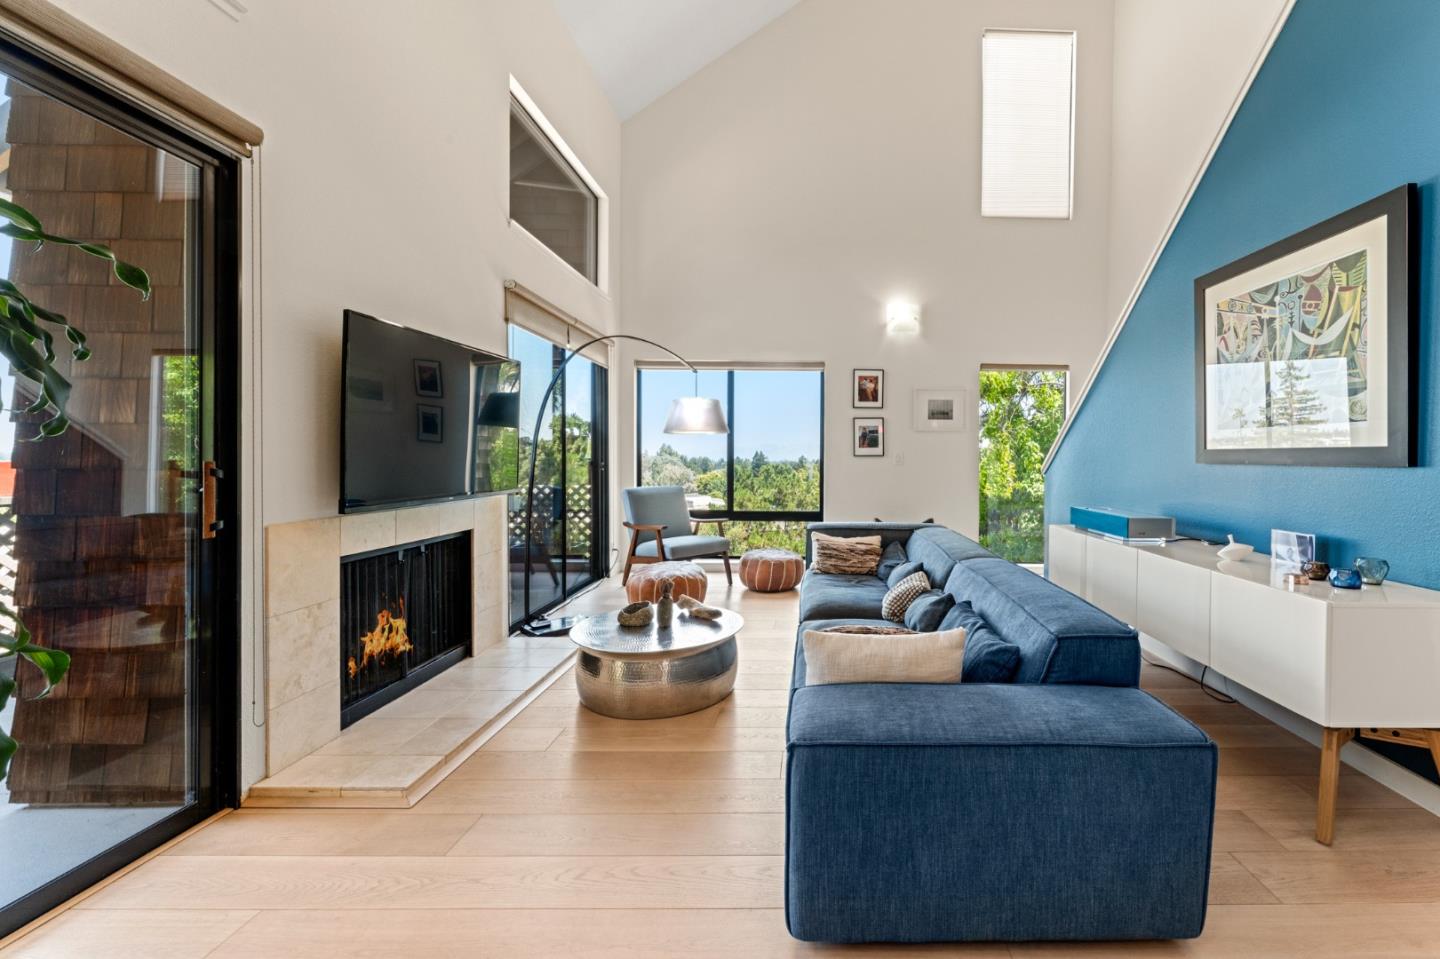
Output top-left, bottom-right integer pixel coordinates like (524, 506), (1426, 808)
(414, 359), (443, 398)
(913, 389), (965, 431)
(1195, 184), (1416, 466)
(853, 417), (884, 456)
(853, 368), (884, 408)
(1271, 529), (1316, 575)
(416, 403), (443, 442)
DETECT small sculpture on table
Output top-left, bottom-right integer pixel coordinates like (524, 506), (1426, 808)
(616, 601), (654, 628)
(678, 594), (724, 620)
(657, 581), (675, 628)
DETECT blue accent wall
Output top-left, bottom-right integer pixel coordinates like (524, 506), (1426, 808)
(1048, 0), (1440, 587)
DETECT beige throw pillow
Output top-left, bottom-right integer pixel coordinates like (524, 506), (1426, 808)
(803, 628), (967, 686)
(811, 532), (882, 575)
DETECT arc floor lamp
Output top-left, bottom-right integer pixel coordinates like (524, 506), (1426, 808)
(519, 334), (727, 635)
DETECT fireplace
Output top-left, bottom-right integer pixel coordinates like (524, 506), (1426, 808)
(340, 532), (472, 727)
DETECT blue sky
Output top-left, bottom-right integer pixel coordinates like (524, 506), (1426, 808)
(639, 369), (822, 462)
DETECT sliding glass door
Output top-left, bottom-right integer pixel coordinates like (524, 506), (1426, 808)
(0, 41), (238, 936)
(507, 324), (608, 629)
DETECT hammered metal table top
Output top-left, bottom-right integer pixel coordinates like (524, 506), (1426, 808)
(570, 609), (744, 659)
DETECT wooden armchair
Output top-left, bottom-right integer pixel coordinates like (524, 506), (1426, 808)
(621, 485), (733, 585)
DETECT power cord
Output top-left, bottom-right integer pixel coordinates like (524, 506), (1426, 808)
(1141, 653), (1238, 704)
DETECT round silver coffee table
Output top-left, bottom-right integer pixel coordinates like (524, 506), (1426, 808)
(570, 608), (743, 719)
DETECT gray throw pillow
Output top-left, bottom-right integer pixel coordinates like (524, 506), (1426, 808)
(887, 560), (924, 589)
(904, 590), (955, 632)
(876, 541), (908, 580)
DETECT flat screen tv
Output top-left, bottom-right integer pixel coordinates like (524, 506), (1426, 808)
(341, 309), (521, 513)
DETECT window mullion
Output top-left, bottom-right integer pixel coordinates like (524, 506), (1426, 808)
(725, 371), (736, 516)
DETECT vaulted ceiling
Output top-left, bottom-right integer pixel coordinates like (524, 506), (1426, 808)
(551, 0), (799, 120)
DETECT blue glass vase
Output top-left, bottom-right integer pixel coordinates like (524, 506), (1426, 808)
(1328, 567), (1362, 590)
(1354, 557), (1390, 585)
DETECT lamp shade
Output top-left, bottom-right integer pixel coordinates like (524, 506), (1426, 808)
(663, 396), (728, 434)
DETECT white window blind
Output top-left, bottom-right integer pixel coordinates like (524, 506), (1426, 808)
(981, 29), (1075, 219)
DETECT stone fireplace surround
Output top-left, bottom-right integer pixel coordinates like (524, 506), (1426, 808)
(262, 496), (510, 776)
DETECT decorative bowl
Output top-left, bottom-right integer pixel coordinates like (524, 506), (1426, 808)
(617, 601), (654, 627)
(1216, 534), (1254, 562)
(1301, 560), (1330, 581)
(1328, 567), (1363, 590)
(1355, 557), (1390, 585)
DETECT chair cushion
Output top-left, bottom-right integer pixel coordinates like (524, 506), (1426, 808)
(904, 590), (955, 632)
(812, 533), (882, 575)
(623, 485), (694, 544)
(941, 600), (1022, 684)
(798, 571), (890, 622)
(882, 571), (931, 622)
(635, 534), (729, 559)
(802, 628), (966, 686)
(886, 559), (924, 589)
(875, 541), (908, 580)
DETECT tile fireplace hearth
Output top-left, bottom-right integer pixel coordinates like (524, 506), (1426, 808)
(253, 497), (574, 806)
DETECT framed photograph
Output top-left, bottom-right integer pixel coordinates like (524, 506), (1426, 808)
(1271, 529), (1316, 575)
(853, 417), (884, 456)
(853, 368), (884, 408)
(913, 389), (965, 431)
(414, 359), (444, 398)
(416, 403), (443, 443)
(1196, 184), (1416, 466)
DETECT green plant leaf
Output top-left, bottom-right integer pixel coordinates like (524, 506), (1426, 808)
(0, 728), (15, 782)
(0, 197), (42, 233)
(20, 644), (70, 698)
(0, 676), (14, 713)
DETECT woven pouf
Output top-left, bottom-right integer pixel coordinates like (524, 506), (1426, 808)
(739, 548), (804, 592)
(626, 561), (709, 604)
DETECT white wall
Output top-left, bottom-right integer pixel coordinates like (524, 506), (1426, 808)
(1103, 0), (1291, 325)
(52, 0), (621, 791)
(619, 0), (1116, 535)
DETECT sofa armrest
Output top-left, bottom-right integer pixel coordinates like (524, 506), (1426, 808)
(804, 521), (937, 562)
(785, 683), (1216, 943)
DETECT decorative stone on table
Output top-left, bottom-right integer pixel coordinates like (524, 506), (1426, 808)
(625, 560), (708, 604)
(617, 602), (653, 627)
(739, 547), (804, 592)
(677, 595), (723, 620)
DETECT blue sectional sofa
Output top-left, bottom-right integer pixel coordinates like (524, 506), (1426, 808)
(786, 522), (1217, 943)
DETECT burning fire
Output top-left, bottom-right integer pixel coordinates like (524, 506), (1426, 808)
(347, 599), (412, 679)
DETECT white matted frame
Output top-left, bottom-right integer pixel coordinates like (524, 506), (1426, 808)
(913, 389), (966, 431)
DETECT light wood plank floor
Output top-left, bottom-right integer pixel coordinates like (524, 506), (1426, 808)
(5, 573), (1440, 957)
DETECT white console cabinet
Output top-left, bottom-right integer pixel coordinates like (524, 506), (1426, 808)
(1047, 523), (1440, 844)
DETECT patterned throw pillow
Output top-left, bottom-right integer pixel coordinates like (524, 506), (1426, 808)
(812, 533), (882, 575)
(881, 570), (931, 622)
(821, 624), (916, 635)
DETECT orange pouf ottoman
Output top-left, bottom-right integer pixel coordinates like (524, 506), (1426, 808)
(739, 548), (804, 592)
(626, 561), (709, 604)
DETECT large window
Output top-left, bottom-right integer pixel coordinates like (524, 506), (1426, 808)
(978, 367), (1067, 564)
(981, 29), (1076, 219)
(638, 368), (822, 556)
(509, 95), (598, 283)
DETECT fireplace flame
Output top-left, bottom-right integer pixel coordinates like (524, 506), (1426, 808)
(347, 598), (413, 679)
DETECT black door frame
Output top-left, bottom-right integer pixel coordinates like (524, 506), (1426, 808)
(509, 333), (610, 631)
(0, 34), (241, 937)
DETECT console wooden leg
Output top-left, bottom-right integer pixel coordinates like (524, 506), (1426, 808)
(1316, 727), (1354, 845)
(1427, 730), (1440, 779)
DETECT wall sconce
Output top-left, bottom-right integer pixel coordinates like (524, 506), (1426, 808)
(886, 300), (921, 335)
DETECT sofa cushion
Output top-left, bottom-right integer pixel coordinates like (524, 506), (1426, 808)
(802, 628), (965, 686)
(941, 600), (1021, 684)
(812, 533), (882, 575)
(904, 590), (955, 632)
(943, 558), (1138, 686)
(798, 571), (890, 622)
(881, 571), (931, 622)
(886, 560), (923, 589)
(875, 541), (908, 580)
(905, 527), (996, 590)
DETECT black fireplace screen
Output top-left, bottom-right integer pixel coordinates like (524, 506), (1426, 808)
(340, 532), (471, 726)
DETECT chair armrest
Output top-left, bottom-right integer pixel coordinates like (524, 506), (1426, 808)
(623, 522), (666, 532)
(690, 517), (727, 534)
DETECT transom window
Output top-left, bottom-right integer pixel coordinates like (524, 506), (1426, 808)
(509, 94), (599, 282)
(637, 367), (823, 556)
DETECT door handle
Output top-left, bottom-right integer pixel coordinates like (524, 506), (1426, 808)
(202, 460), (224, 539)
